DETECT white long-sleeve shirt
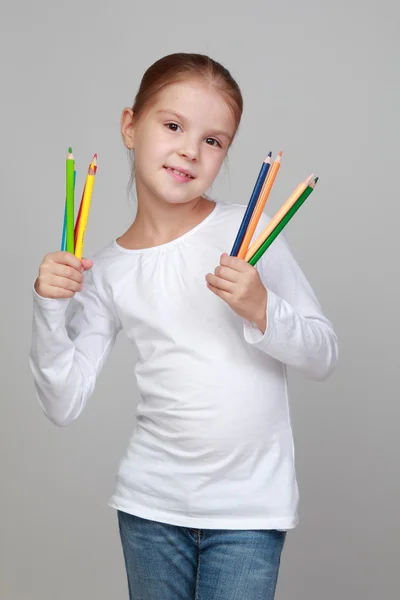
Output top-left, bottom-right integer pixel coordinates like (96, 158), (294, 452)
(29, 200), (338, 530)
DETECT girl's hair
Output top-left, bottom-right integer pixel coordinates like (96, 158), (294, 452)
(127, 53), (243, 196)
(132, 52), (243, 135)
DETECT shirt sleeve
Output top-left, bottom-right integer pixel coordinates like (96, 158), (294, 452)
(29, 267), (121, 426)
(243, 233), (338, 381)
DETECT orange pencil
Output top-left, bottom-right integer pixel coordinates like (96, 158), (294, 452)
(237, 151), (282, 259)
(245, 173), (315, 261)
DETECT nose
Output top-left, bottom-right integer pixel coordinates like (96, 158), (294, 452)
(179, 138), (199, 162)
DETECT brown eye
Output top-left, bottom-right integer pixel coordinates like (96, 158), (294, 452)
(205, 137), (221, 148)
(166, 123), (181, 132)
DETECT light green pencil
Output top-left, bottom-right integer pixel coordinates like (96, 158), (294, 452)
(248, 177), (318, 266)
(66, 147), (75, 254)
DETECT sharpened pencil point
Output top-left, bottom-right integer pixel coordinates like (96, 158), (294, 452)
(68, 147), (72, 154)
(268, 151), (272, 156)
(306, 173), (315, 184)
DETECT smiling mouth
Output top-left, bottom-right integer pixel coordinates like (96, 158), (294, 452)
(164, 166), (195, 179)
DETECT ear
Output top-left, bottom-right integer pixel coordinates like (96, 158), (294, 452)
(121, 108), (135, 149)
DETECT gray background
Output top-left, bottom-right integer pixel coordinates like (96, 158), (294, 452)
(0, 0), (397, 598)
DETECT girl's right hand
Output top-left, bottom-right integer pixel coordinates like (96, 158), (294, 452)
(34, 252), (93, 299)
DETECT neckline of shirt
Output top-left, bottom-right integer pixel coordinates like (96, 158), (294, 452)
(112, 200), (222, 254)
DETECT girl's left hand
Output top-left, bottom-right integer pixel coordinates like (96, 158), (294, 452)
(206, 253), (268, 333)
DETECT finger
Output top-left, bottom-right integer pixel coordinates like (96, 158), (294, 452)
(206, 281), (232, 303)
(39, 285), (76, 299)
(206, 273), (235, 293)
(48, 274), (83, 293)
(51, 251), (84, 271)
(81, 258), (93, 270)
(220, 253), (251, 272)
(41, 263), (84, 285)
(214, 265), (239, 283)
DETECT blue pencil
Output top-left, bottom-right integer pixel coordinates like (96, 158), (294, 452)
(61, 170), (76, 251)
(230, 153), (272, 256)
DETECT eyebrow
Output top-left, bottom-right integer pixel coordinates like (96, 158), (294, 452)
(156, 109), (233, 141)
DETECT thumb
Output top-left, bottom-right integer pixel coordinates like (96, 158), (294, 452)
(81, 258), (93, 271)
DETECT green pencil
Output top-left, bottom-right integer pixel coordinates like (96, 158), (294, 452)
(248, 177), (318, 266)
(66, 147), (75, 254)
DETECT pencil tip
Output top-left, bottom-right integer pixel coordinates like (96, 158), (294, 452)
(314, 177), (319, 183)
(278, 150), (283, 156)
(68, 147), (72, 154)
(268, 151), (272, 156)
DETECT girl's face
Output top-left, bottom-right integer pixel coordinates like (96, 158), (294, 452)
(127, 79), (237, 207)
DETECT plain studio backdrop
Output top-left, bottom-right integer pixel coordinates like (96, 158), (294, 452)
(0, 1), (397, 599)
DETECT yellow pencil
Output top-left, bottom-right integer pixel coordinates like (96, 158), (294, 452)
(74, 161), (96, 260)
(237, 151), (282, 259)
(245, 173), (315, 261)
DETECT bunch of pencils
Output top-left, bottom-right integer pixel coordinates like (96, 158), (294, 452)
(61, 148), (98, 259)
(230, 151), (318, 264)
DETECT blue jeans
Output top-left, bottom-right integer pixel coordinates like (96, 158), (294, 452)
(118, 510), (287, 600)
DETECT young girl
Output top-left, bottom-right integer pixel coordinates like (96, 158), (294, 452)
(30, 53), (338, 600)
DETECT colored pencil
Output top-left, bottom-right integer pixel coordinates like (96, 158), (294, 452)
(66, 148), (75, 253)
(248, 177), (318, 266)
(74, 154), (97, 248)
(61, 169), (76, 251)
(61, 162), (76, 251)
(74, 159), (97, 259)
(237, 151), (282, 259)
(230, 153), (272, 256)
(245, 173), (315, 262)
